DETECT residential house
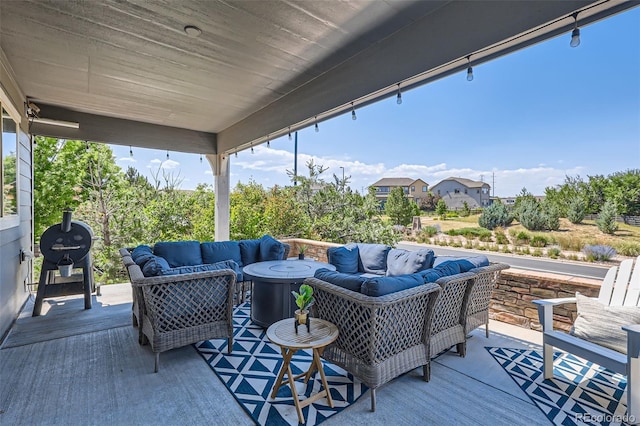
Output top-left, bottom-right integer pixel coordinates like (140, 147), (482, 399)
(370, 177), (429, 207)
(430, 177), (491, 209)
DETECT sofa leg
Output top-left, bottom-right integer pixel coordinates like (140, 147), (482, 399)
(154, 352), (159, 373)
(370, 388), (376, 412)
(423, 363), (431, 382)
(228, 336), (233, 354)
(457, 342), (466, 357)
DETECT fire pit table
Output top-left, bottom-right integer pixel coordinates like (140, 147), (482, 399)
(243, 259), (335, 328)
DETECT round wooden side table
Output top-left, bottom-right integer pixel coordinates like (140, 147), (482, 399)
(266, 317), (339, 424)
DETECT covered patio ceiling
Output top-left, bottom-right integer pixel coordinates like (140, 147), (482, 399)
(1, 0), (636, 156)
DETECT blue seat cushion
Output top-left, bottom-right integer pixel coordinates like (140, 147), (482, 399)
(201, 241), (243, 267)
(160, 259), (240, 276)
(327, 244), (359, 274)
(386, 248), (435, 277)
(418, 262), (463, 283)
(141, 255), (171, 277)
(258, 235), (285, 261)
(361, 273), (424, 297)
(314, 268), (367, 292)
(356, 243), (391, 275)
(131, 245), (153, 267)
(239, 239), (261, 265)
(153, 241), (203, 267)
(432, 255), (490, 272)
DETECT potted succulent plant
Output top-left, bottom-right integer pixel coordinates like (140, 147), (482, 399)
(292, 284), (314, 329)
(298, 244), (307, 260)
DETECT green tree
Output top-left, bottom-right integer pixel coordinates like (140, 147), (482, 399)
(604, 169), (640, 219)
(385, 187), (414, 226)
(567, 196), (587, 224)
(460, 201), (471, 217)
(190, 184), (216, 241)
(478, 201), (513, 230)
(33, 137), (90, 238)
(596, 200), (619, 234)
(435, 199), (447, 220)
(230, 180), (267, 239)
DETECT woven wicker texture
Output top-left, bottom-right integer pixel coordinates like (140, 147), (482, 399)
(306, 277), (440, 391)
(430, 272), (476, 357)
(464, 263), (510, 336)
(127, 265), (236, 370)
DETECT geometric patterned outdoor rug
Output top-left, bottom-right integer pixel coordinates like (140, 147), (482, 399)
(194, 302), (368, 425)
(487, 347), (631, 426)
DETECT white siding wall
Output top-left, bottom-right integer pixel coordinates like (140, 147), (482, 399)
(0, 54), (32, 340)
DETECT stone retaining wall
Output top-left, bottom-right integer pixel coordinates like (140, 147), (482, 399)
(282, 238), (603, 332)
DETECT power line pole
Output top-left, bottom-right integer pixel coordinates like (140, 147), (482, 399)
(492, 172), (495, 197)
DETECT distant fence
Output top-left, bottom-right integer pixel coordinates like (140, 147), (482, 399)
(584, 214), (640, 227)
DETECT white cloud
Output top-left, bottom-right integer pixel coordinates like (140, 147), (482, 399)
(147, 158), (180, 169)
(116, 157), (137, 163)
(227, 146), (584, 197)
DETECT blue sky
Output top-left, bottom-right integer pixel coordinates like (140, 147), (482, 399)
(113, 8), (640, 197)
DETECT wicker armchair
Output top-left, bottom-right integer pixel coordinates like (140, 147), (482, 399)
(305, 277), (441, 411)
(430, 272), (477, 358)
(126, 263), (236, 372)
(464, 263), (510, 337)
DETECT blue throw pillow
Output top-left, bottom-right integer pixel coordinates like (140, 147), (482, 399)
(432, 255), (490, 272)
(258, 235), (285, 261)
(239, 239), (261, 265)
(361, 273), (424, 297)
(356, 243), (391, 275)
(153, 241), (203, 267)
(141, 255), (171, 277)
(386, 248), (435, 277)
(327, 244), (359, 274)
(201, 241), (243, 267)
(160, 259), (240, 276)
(131, 245), (154, 267)
(314, 268), (367, 292)
(418, 262), (463, 283)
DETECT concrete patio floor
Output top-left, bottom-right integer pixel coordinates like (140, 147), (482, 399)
(0, 283), (550, 425)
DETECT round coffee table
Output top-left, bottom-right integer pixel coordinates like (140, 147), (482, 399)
(243, 259), (335, 327)
(266, 318), (339, 424)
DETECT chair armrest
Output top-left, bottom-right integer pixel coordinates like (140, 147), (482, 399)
(532, 297), (577, 307)
(624, 324), (640, 359)
(532, 297), (577, 332)
(433, 272), (476, 331)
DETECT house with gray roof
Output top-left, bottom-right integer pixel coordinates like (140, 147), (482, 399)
(370, 177), (429, 207)
(430, 177), (491, 210)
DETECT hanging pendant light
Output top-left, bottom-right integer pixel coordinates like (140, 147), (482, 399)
(570, 12), (581, 47)
(351, 102), (357, 120)
(466, 56), (474, 81)
(396, 84), (402, 105)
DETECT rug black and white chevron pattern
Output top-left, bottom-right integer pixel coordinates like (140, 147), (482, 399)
(194, 303), (368, 425)
(487, 347), (631, 426)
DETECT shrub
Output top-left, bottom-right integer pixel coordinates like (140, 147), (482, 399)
(547, 247), (561, 259)
(494, 229), (509, 245)
(435, 199), (447, 220)
(446, 211), (459, 218)
(420, 225), (439, 238)
(477, 245), (487, 251)
(487, 244), (499, 252)
(464, 240), (473, 249)
(446, 227), (492, 240)
(479, 203), (513, 230)
(567, 196), (587, 224)
(501, 246), (512, 254)
(582, 245), (617, 261)
(515, 231), (530, 244)
(555, 235), (585, 252)
(530, 235), (548, 247)
(614, 241), (640, 257)
(596, 200), (618, 234)
(518, 198), (560, 231)
(532, 248), (543, 257)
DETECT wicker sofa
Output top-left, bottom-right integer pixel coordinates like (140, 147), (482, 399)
(306, 243), (509, 410)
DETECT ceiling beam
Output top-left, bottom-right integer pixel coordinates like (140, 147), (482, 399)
(30, 104), (216, 154)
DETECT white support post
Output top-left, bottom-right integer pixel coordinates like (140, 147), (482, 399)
(207, 153), (230, 242)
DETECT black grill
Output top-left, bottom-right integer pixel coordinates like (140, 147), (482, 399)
(33, 209), (95, 316)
